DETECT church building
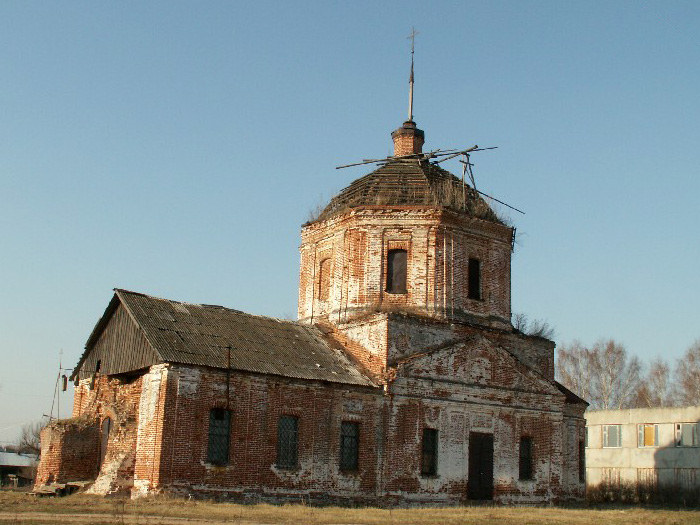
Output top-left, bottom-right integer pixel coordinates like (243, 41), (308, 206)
(35, 109), (587, 504)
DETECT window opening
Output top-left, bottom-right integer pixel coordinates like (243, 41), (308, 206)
(339, 422), (359, 471)
(318, 257), (331, 301)
(207, 408), (231, 465)
(386, 249), (407, 294)
(468, 258), (481, 300)
(519, 436), (534, 480)
(676, 423), (698, 447)
(637, 423), (659, 448)
(99, 417), (112, 467)
(421, 428), (438, 476)
(603, 424), (622, 448)
(277, 415), (299, 469)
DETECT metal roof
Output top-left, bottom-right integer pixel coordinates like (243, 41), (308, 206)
(314, 160), (504, 224)
(85, 290), (375, 387)
(0, 452), (38, 467)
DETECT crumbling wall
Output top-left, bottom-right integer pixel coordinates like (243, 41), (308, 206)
(35, 370), (144, 493)
(35, 417), (100, 486)
(132, 364), (170, 497)
(298, 209), (513, 329)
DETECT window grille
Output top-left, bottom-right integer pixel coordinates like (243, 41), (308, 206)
(207, 408), (231, 465)
(637, 424), (659, 448)
(519, 436), (534, 480)
(277, 415), (299, 469)
(421, 428), (438, 476)
(603, 424), (622, 448)
(468, 258), (481, 300)
(339, 422), (359, 471)
(386, 249), (407, 294)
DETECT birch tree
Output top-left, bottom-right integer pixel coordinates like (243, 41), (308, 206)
(556, 339), (642, 409)
(675, 340), (700, 406)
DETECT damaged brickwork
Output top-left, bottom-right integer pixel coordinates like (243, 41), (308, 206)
(35, 119), (587, 504)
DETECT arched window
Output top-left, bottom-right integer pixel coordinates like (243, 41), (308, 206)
(386, 249), (407, 294)
(100, 417), (112, 467)
(318, 258), (331, 301)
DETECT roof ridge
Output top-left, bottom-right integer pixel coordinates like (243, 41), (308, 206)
(115, 288), (299, 326)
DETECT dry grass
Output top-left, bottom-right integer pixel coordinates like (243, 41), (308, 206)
(1, 491), (700, 524)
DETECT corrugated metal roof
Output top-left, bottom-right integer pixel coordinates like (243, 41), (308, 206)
(0, 452), (38, 467)
(114, 290), (375, 387)
(315, 160), (503, 224)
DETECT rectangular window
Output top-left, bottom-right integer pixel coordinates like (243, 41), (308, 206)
(277, 415), (299, 469)
(578, 440), (586, 483)
(421, 428), (438, 476)
(386, 249), (407, 294)
(468, 258), (481, 300)
(207, 408), (231, 465)
(637, 423), (659, 448)
(339, 422), (359, 471)
(519, 436), (534, 480)
(603, 424), (622, 448)
(676, 423), (699, 447)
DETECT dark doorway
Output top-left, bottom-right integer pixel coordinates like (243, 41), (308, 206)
(100, 417), (112, 468)
(468, 432), (494, 500)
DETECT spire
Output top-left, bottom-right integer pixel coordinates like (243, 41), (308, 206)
(391, 28), (424, 157)
(407, 27), (418, 122)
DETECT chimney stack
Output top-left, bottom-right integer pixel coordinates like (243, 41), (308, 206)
(391, 120), (425, 157)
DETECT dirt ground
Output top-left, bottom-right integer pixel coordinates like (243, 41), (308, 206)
(1, 491), (699, 524)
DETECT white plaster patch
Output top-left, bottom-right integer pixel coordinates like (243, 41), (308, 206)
(176, 367), (201, 398)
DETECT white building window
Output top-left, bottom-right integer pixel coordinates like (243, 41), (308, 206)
(676, 423), (699, 447)
(637, 423), (659, 448)
(603, 424), (622, 448)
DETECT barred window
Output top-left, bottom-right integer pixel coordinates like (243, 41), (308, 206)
(519, 436), (533, 480)
(207, 408), (231, 465)
(386, 249), (407, 294)
(421, 428), (438, 476)
(339, 422), (359, 471)
(468, 258), (482, 300)
(277, 415), (299, 469)
(578, 439), (585, 483)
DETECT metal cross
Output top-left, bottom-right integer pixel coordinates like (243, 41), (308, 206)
(407, 27), (418, 121)
(407, 27), (419, 54)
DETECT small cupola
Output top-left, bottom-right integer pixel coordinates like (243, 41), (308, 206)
(391, 120), (424, 156)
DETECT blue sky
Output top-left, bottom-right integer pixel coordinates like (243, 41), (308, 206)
(1, 1), (699, 444)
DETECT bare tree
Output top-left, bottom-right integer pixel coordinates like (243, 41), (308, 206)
(675, 340), (700, 406)
(17, 421), (44, 456)
(592, 339), (643, 410)
(634, 358), (675, 408)
(556, 340), (595, 403)
(512, 313), (555, 340)
(556, 339), (642, 410)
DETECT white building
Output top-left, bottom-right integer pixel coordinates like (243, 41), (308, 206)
(585, 406), (700, 489)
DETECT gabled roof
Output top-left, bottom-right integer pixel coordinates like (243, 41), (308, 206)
(314, 160), (504, 224)
(554, 380), (589, 406)
(75, 289), (375, 388)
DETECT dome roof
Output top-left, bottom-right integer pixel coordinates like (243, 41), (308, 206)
(314, 160), (504, 225)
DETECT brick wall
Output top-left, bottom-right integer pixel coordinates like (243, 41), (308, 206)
(35, 418), (100, 486)
(299, 209), (513, 330)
